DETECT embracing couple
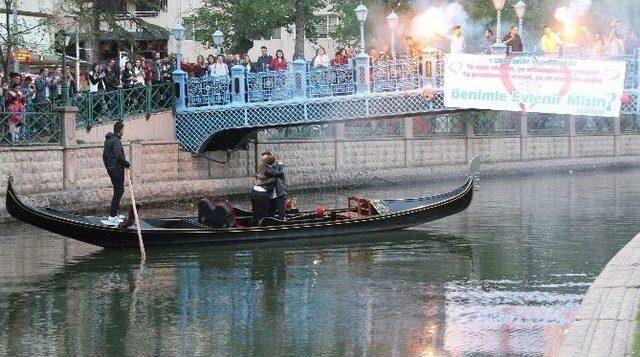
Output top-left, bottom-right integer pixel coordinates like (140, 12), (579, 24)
(255, 151), (287, 220)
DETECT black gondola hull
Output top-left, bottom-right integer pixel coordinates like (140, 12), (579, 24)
(6, 177), (474, 248)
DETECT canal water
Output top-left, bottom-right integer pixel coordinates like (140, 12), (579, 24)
(1, 168), (640, 356)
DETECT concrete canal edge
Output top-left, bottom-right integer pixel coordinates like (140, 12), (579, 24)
(559, 232), (640, 356)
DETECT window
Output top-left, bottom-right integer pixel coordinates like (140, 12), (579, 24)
(259, 28), (282, 40)
(135, 0), (168, 17)
(314, 15), (338, 39)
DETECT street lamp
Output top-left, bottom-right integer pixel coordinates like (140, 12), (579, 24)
(354, 4), (368, 54)
(212, 30), (224, 56)
(55, 29), (70, 106)
(171, 23), (187, 110)
(492, 0), (505, 44)
(514, 1), (527, 44)
(386, 11), (399, 60)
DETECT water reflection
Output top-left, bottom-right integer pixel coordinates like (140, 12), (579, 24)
(1, 168), (640, 356)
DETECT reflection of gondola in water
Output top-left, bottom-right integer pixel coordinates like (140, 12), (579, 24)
(6, 158), (480, 249)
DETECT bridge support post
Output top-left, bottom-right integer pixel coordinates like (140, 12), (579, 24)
(614, 115), (621, 157)
(335, 123), (345, 171)
(292, 59), (308, 99)
(520, 112), (528, 161)
(354, 53), (371, 94)
(231, 65), (247, 104)
(568, 115), (576, 158)
(465, 117), (475, 161)
(404, 117), (414, 168)
(56, 106), (78, 189)
(172, 70), (187, 110)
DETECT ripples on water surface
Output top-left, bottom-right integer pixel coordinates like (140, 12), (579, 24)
(1, 168), (640, 356)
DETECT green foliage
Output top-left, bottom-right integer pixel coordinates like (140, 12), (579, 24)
(187, 0), (326, 55)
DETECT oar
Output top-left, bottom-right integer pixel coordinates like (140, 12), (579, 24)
(126, 169), (146, 262)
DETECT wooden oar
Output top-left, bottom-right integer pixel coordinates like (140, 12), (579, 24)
(126, 169), (146, 262)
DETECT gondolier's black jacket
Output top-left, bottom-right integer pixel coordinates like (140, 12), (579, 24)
(103, 132), (130, 170)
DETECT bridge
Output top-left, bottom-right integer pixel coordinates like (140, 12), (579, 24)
(172, 50), (640, 154)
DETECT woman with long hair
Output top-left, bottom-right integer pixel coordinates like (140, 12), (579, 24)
(194, 55), (207, 77)
(312, 47), (330, 68)
(121, 62), (135, 89)
(211, 55), (229, 77)
(269, 50), (288, 71)
(134, 59), (145, 85)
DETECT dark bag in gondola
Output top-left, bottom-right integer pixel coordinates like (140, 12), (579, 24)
(198, 198), (235, 228)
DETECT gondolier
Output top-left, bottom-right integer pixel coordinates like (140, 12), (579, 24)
(103, 121), (130, 224)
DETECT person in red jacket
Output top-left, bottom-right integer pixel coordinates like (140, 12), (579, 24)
(269, 50), (288, 71)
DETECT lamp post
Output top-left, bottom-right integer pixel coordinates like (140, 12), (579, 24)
(491, 0), (507, 55)
(514, 1), (526, 45)
(212, 30), (224, 56)
(12, 0), (18, 73)
(386, 11), (399, 60)
(354, 4), (368, 54)
(492, 0), (505, 44)
(56, 29), (70, 106)
(171, 23), (187, 110)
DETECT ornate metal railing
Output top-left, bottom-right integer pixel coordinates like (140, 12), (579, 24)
(413, 114), (466, 137)
(187, 76), (230, 106)
(345, 118), (404, 138)
(247, 70), (295, 102)
(0, 111), (62, 146)
(621, 114), (640, 133)
(473, 111), (520, 136)
(75, 82), (174, 128)
(575, 116), (615, 135)
(372, 59), (422, 92)
(307, 65), (355, 97)
(527, 113), (569, 135)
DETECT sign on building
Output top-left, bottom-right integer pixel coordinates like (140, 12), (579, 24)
(444, 54), (627, 118)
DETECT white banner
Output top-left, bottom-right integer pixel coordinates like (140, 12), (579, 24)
(444, 54), (627, 117)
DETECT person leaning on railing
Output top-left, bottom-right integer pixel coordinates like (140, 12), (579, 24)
(270, 50), (288, 71)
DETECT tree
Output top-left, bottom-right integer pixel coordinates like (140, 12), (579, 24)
(0, 0), (52, 80)
(187, 0), (324, 57)
(54, 0), (168, 62)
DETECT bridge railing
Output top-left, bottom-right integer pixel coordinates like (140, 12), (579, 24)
(76, 82), (174, 128)
(178, 49), (639, 112)
(0, 110), (62, 146)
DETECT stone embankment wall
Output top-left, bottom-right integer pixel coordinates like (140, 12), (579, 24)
(2, 110), (640, 221)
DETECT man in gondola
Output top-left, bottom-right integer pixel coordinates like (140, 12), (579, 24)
(102, 121), (130, 224)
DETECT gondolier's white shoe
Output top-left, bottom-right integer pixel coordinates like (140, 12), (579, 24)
(107, 216), (122, 225)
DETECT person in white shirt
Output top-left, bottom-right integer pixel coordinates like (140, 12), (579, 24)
(210, 55), (229, 77)
(449, 25), (466, 54)
(312, 47), (331, 68)
(134, 59), (145, 85)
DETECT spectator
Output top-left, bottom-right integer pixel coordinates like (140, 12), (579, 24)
(229, 54), (242, 68)
(605, 28), (625, 56)
(206, 55), (216, 75)
(134, 59), (145, 85)
(312, 47), (330, 68)
(121, 62), (135, 89)
(368, 47), (379, 64)
(161, 57), (173, 82)
(243, 54), (253, 72)
(105, 59), (120, 91)
(404, 36), (422, 59)
(142, 58), (153, 84)
(6, 72), (25, 143)
(152, 51), (163, 83)
(66, 67), (77, 99)
(34, 67), (50, 103)
(193, 55), (207, 77)
(481, 29), (494, 54)
(210, 55), (229, 76)
(270, 50), (288, 71)
(49, 67), (62, 102)
(581, 27), (605, 58)
(503, 26), (523, 53)
(88, 63), (105, 93)
(19, 76), (35, 101)
(540, 26), (563, 54)
(449, 25), (466, 54)
(331, 48), (348, 66)
(256, 46), (273, 72)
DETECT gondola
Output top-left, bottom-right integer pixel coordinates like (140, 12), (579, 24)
(5, 157), (480, 249)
